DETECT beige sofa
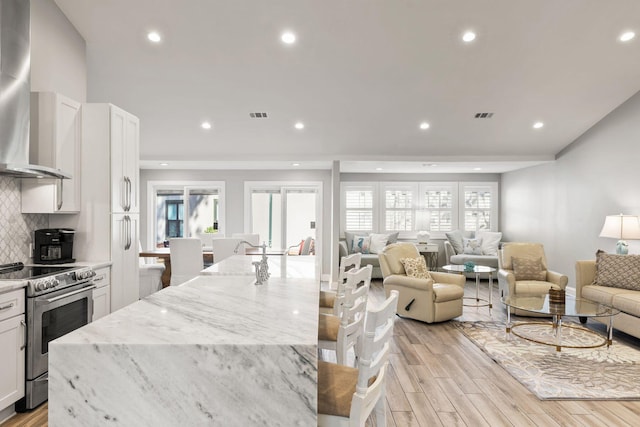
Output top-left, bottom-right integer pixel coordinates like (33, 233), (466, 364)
(576, 258), (640, 340)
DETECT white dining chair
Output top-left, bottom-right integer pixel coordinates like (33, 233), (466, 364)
(319, 252), (362, 315)
(210, 238), (244, 264)
(169, 238), (204, 285)
(318, 265), (372, 366)
(317, 290), (399, 427)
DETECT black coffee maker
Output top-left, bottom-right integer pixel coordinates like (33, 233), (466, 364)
(33, 229), (76, 264)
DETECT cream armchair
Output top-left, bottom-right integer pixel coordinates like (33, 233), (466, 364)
(379, 243), (465, 323)
(498, 242), (568, 314)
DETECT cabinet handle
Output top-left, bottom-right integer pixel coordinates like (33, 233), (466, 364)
(124, 176), (132, 211)
(56, 179), (64, 211)
(94, 276), (104, 282)
(0, 302), (14, 311)
(20, 320), (26, 351)
(124, 215), (132, 250)
(121, 177), (127, 211)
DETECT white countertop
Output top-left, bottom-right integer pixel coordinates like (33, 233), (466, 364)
(49, 255), (320, 426)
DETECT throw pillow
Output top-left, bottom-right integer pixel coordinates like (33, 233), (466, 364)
(351, 235), (371, 254)
(369, 233), (390, 254)
(445, 230), (464, 254)
(593, 252), (640, 291)
(462, 238), (483, 255)
(386, 231), (400, 244)
(512, 257), (547, 281)
(475, 230), (502, 256)
(400, 257), (431, 280)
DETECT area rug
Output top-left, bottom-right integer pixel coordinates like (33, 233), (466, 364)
(454, 321), (640, 400)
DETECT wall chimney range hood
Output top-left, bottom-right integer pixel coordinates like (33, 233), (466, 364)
(0, 0), (70, 179)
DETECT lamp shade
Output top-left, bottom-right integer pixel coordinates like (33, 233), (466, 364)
(599, 214), (640, 240)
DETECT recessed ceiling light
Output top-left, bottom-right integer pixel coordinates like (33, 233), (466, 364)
(423, 163), (437, 167)
(419, 122), (430, 130)
(462, 31), (476, 42)
(375, 167), (383, 171)
(159, 163), (169, 166)
(533, 121), (544, 129)
(281, 31), (296, 44)
(294, 122), (305, 130)
(201, 122), (212, 130)
(147, 31), (161, 43)
(620, 31), (636, 42)
(473, 167), (482, 171)
(292, 163), (300, 167)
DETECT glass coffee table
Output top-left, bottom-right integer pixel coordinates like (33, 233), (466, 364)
(502, 294), (620, 352)
(442, 264), (496, 311)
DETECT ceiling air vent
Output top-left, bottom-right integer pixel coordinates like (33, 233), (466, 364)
(474, 112), (494, 118)
(249, 112), (268, 118)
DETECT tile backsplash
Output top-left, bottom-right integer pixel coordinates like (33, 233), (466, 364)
(0, 176), (48, 264)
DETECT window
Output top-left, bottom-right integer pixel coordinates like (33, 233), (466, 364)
(342, 184), (376, 233)
(382, 184), (415, 232)
(165, 199), (183, 237)
(418, 183), (458, 233)
(340, 181), (497, 237)
(460, 183), (498, 232)
(148, 181), (224, 248)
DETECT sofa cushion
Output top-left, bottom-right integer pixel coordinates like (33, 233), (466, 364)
(360, 254), (380, 267)
(512, 257), (546, 281)
(400, 257), (431, 280)
(581, 285), (630, 306)
(594, 252), (640, 291)
(476, 230), (502, 256)
(369, 233), (391, 254)
(462, 237), (483, 255)
(612, 293), (640, 317)
(445, 230), (464, 254)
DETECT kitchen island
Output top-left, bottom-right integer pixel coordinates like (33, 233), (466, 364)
(48, 255), (319, 426)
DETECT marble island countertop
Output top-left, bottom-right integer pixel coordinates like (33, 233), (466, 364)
(49, 255), (320, 426)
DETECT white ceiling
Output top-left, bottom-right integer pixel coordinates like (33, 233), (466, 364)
(54, 0), (640, 173)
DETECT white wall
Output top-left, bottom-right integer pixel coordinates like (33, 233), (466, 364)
(140, 169), (332, 275)
(501, 90), (640, 289)
(31, 0), (87, 102)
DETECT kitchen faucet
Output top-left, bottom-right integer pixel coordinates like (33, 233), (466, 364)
(234, 240), (270, 285)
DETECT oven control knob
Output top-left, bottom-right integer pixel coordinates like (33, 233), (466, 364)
(50, 278), (60, 288)
(35, 281), (46, 291)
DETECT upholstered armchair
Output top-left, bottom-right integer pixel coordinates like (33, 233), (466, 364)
(379, 243), (465, 323)
(498, 242), (568, 314)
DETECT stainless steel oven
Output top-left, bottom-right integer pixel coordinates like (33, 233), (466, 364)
(0, 263), (97, 411)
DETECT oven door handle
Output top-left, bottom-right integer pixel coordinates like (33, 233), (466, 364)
(36, 285), (96, 304)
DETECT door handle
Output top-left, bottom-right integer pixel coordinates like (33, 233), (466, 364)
(20, 320), (26, 350)
(56, 179), (63, 210)
(121, 177), (127, 211)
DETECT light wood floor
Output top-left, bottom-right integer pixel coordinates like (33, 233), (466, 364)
(4, 279), (640, 427)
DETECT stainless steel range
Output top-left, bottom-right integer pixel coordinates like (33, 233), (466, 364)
(0, 262), (96, 411)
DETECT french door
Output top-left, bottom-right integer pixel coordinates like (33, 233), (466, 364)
(248, 185), (319, 251)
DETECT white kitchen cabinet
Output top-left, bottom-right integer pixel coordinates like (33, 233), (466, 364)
(111, 214), (140, 311)
(0, 289), (26, 412)
(109, 106), (140, 214)
(50, 103), (140, 315)
(22, 92), (82, 213)
(92, 267), (111, 321)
